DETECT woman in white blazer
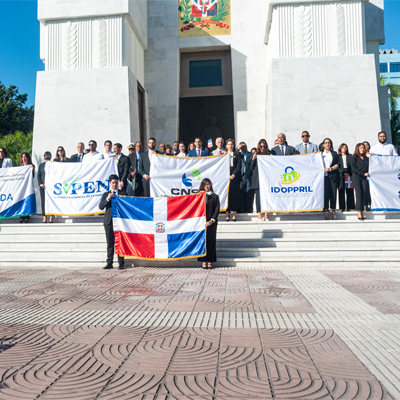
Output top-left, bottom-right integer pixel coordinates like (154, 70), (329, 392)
(0, 148), (12, 168)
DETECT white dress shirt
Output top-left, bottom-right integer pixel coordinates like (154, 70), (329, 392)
(341, 154), (347, 168)
(102, 151), (115, 158)
(1, 158), (12, 168)
(82, 151), (104, 163)
(370, 142), (398, 156)
(322, 150), (333, 176)
(228, 151), (234, 167)
(176, 152), (187, 157)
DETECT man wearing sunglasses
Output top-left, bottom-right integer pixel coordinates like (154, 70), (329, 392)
(295, 131), (318, 154)
(82, 140), (105, 163)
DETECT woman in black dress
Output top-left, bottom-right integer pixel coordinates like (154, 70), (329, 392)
(337, 143), (355, 211)
(225, 138), (242, 222)
(350, 143), (370, 220)
(198, 178), (220, 269)
(250, 139), (270, 221)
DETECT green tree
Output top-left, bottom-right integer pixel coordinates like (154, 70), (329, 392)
(0, 131), (33, 166)
(380, 75), (400, 146)
(0, 81), (34, 137)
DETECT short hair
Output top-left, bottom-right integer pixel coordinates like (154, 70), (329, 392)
(216, 137), (224, 143)
(135, 141), (142, 146)
(166, 144), (172, 150)
(77, 142), (84, 147)
(114, 143), (122, 149)
(302, 131), (310, 136)
(104, 140), (112, 146)
(109, 174), (119, 182)
(89, 140), (97, 146)
(44, 151), (52, 159)
(277, 133), (286, 139)
(173, 141), (179, 144)
(239, 141), (246, 147)
(194, 137), (202, 142)
(0, 148), (7, 157)
(378, 131), (386, 137)
(149, 137), (156, 142)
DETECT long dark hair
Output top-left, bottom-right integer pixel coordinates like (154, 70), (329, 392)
(55, 146), (67, 162)
(199, 178), (214, 192)
(338, 143), (348, 155)
(363, 141), (371, 153)
(19, 152), (32, 166)
(322, 138), (334, 151)
(0, 148), (7, 158)
(256, 139), (270, 155)
(178, 141), (187, 155)
(353, 143), (366, 158)
(225, 138), (239, 156)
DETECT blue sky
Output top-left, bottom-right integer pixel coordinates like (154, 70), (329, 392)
(0, 0), (399, 107)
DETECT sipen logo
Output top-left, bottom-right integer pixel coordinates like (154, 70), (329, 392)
(62, 177), (79, 194)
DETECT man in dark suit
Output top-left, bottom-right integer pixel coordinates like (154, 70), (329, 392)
(139, 137), (162, 197)
(99, 174), (125, 270)
(188, 137), (211, 157)
(70, 142), (85, 162)
(271, 133), (296, 156)
(112, 143), (130, 195)
(128, 141), (144, 196)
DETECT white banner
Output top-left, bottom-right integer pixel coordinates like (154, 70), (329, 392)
(258, 153), (324, 212)
(0, 166), (36, 219)
(370, 155), (400, 212)
(45, 158), (118, 216)
(150, 154), (230, 211)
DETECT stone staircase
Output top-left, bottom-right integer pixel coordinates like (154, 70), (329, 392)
(0, 212), (399, 268)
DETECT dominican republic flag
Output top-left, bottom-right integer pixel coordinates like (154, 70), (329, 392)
(112, 193), (206, 260)
(345, 176), (353, 189)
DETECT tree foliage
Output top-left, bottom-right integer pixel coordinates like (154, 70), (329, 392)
(0, 131), (33, 166)
(380, 75), (400, 146)
(0, 81), (34, 137)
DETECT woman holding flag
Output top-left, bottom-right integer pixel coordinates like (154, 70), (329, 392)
(198, 178), (220, 269)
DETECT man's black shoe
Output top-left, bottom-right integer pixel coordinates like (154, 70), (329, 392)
(103, 265), (113, 270)
(118, 265), (126, 270)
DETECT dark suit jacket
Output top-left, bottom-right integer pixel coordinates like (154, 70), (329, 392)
(99, 191), (115, 227)
(116, 154), (130, 184)
(188, 148), (211, 157)
(37, 162), (46, 186)
(206, 193), (220, 222)
(250, 157), (260, 190)
(324, 150), (340, 183)
(128, 152), (143, 183)
(240, 152), (253, 180)
(350, 156), (369, 180)
(53, 158), (71, 162)
(229, 153), (242, 178)
(70, 153), (85, 163)
(139, 150), (162, 177)
(338, 154), (352, 190)
(271, 145), (296, 156)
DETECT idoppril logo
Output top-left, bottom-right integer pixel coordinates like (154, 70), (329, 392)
(280, 167), (300, 184)
(182, 169), (202, 187)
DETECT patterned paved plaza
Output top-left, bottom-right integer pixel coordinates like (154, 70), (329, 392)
(0, 266), (399, 399)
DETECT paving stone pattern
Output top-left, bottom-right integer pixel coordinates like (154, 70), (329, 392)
(0, 267), (398, 399)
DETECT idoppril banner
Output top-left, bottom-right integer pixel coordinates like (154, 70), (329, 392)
(258, 153), (325, 213)
(369, 154), (400, 212)
(45, 158), (118, 216)
(149, 154), (230, 211)
(0, 166), (36, 219)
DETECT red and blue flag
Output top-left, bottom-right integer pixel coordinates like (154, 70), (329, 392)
(345, 176), (353, 189)
(112, 193), (206, 260)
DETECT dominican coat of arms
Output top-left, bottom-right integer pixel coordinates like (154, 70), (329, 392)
(178, 0), (231, 38)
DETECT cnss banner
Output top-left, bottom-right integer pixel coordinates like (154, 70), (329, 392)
(258, 153), (324, 212)
(45, 158), (118, 216)
(369, 155), (400, 211)
(0, 166), (36, 219)
(149, 154), (230, 211)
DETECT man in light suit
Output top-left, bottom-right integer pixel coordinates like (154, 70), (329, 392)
(99, 174), (125, 270)
(139, 137), (162, 197)
(271, 133), (296, 156)
(0, 148), (12, 168)
(188, 137), (211, 157)
(212, 137), (226, 155)
(295, 131), (319, 154)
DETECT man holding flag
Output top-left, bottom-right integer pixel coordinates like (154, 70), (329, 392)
(99, 174), (125, 270)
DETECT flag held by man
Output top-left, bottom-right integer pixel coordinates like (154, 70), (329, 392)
(112, 193), (206, 260)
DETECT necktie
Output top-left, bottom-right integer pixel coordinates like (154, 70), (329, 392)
(281, 146), (284, 154)
(197, 150), (200, 157)
(304, 144), (308, 154)
(219, 150), (221, 155)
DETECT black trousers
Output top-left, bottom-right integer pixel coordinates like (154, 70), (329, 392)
(338, 187), (355, 210)
(353, 177), (370, 211)
(198, 221), (217, 262)
(143, 180), (150, 197)
(254, 189), (261, 213)
(40, 187), (46, 216)
(239, 181), (253, 213)
(324, 176), (338, 210)
(135, 175), (144, 197)
(104, 225), (124, 266)
(227, 177), (240, 212)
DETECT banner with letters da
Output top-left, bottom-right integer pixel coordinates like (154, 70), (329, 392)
(369, 155), (400, 212)
(258, 153), (324, 213)
(150, 154), (230, 211)
(45, 158), (118, 216)
(0, 166), (36, 219)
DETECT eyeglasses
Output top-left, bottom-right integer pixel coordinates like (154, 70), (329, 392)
(57, 149), (64, 152)
(89, 143), (95, 147)
(260, 145), (266, 148)
(302, 135), (309, 138)
(0, 150), (4, 153)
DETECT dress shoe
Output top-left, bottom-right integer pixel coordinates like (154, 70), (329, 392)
(118, 265), (126, 270)
(103, 265), (113, 270)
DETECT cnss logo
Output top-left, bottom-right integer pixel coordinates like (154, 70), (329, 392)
(0, 194), (13, 201)
(171, 169), (201, 195)
(53, 178), (110, 195)
(272, 166), (313, 194)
